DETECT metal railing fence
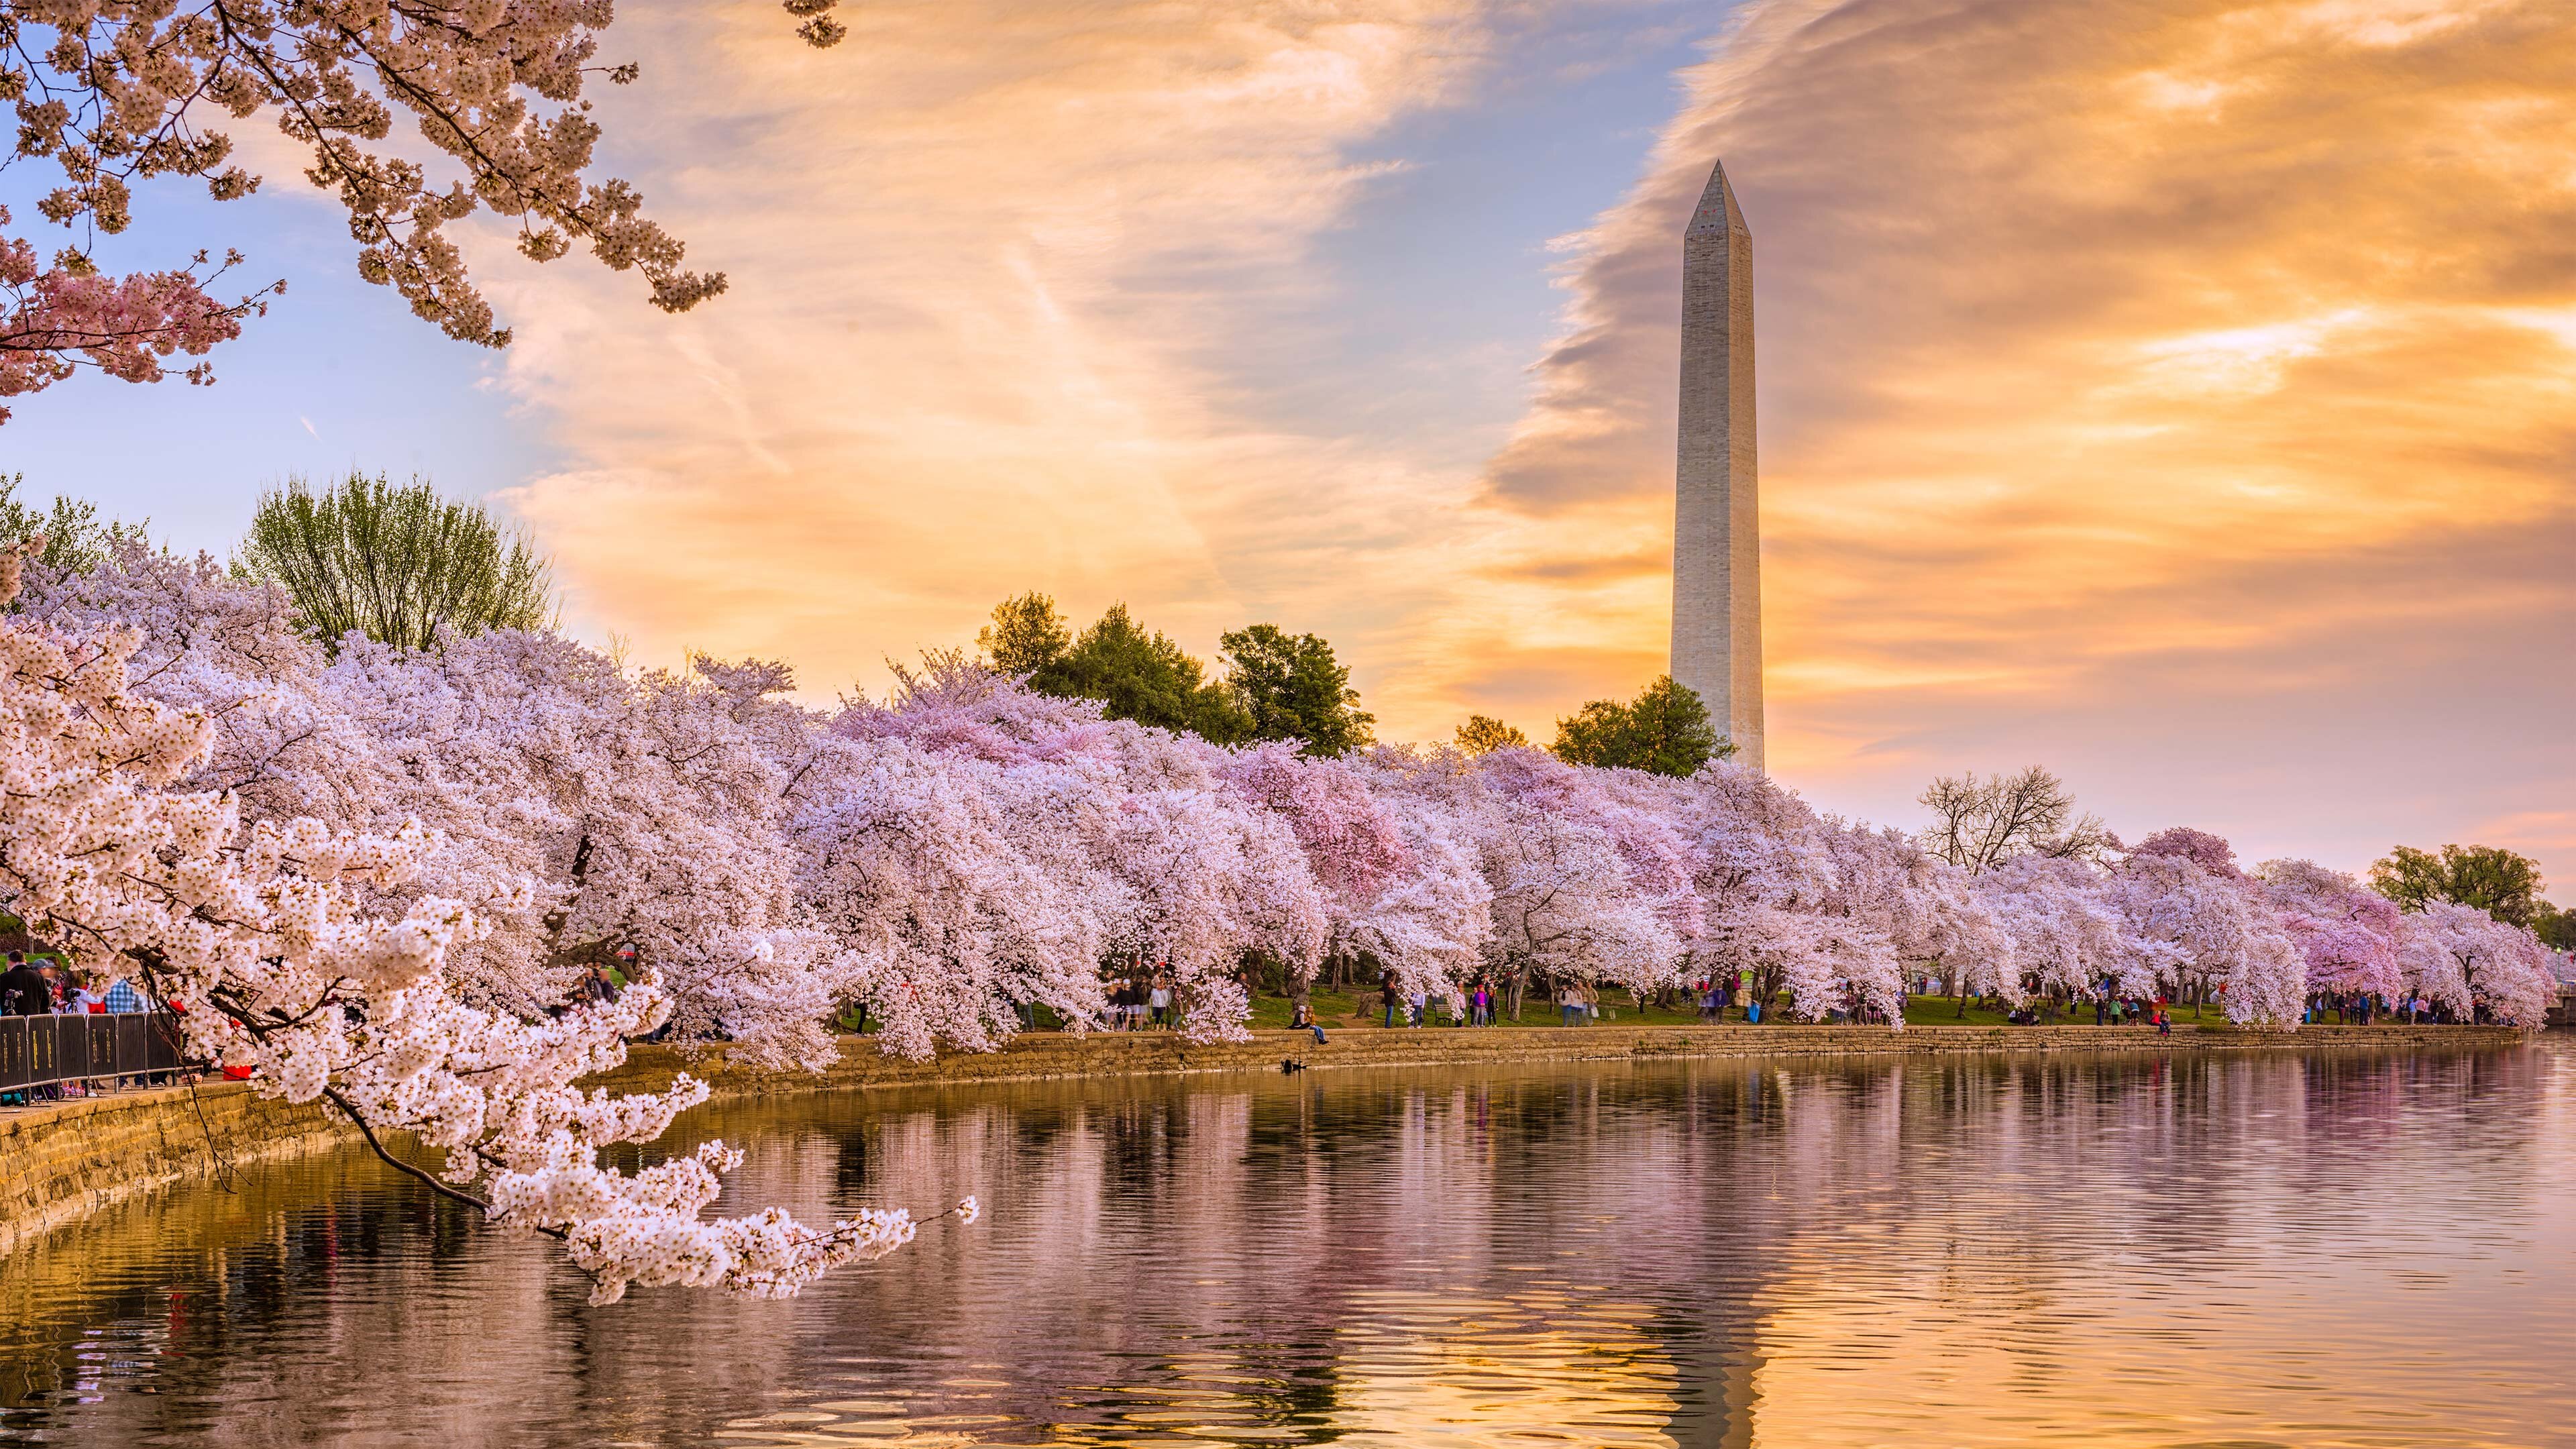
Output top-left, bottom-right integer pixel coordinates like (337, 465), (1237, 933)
(0, 1011), (186, 1094)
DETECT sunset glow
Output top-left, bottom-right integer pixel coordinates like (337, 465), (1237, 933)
(7, 0), (2569, 883)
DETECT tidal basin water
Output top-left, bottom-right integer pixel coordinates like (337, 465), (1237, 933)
(5, 1043), (2574, 1447)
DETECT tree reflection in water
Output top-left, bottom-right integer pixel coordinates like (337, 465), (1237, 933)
(1, 1044), (2565, 1448)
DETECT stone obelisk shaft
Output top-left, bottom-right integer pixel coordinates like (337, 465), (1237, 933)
(1670, 157), (1764, 771)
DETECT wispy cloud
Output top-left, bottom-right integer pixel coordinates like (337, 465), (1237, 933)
(488, 0), (1502, 697)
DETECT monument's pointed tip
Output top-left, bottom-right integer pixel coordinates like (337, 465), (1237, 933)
(1686, 156), (1748, 239)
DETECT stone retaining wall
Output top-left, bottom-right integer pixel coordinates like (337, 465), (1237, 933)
(0, 1083), (350, 1258)
(0, 1022), (2527, 1257)
(586, 1022), (2526, 1099)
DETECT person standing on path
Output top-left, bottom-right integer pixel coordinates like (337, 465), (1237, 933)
(0, 953), (47, 1016)
(1382, 977), (1401, 1028)
(0, 952), (52, 1105)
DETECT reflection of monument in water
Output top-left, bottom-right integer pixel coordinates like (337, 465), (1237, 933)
(1671, 156), (1764, 771)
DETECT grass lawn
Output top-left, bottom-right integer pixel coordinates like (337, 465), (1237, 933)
(1243, 985), (2247, 1032)
(870, 986), (2274, 1040)
(1244, 984), (2034, 1030)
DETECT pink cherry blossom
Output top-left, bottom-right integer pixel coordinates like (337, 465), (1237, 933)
(2397, 900), (2555, 1026)
(2257, 859), (2403, 1000)
(0, 1), (843, 417)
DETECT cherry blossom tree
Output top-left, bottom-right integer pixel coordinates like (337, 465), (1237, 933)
(1666, 761), (1830, 1008)
(0, 0), (845, 418)
(2111, 828), (2304, 1024)
(790, 735), (1107, 1059)
(1908, 869), (2012, 1010)
(828, 655), (1324, 1047)
(0, 217), (270, 419)
(1220, 741), (1485, 1016)
(2396, 901), (2555, 1026)
(1973, 854), (2135, 1006)
(1650, 765), (1957, 1025)
(1363, 745), (1683, 1019)
(0, 540), (965, 1304)
(2257, 858), (2402, 1006)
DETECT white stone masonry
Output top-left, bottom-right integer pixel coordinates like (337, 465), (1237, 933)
(1670, 157), (1764, 770)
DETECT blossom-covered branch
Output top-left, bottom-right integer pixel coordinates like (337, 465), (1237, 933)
(0, 0), (835, 417)
(0, 215), (278, 419)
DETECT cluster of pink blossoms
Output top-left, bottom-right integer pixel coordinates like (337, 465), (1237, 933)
(0, 213), (267, 419)
(1954, 829), (2557, 1025)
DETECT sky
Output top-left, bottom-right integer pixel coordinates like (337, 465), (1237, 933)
(4, 0), (2571, 891)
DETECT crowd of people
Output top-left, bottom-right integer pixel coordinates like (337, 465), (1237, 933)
(2303, 989), (2506, 1026)
(0, 948), (183, 1104)
(1104, 970), (1179, 1030)
(1363, 976), (1515, 1028)
(0, 949), (156, 1019)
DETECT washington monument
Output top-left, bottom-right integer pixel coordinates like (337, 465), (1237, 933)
(1670, 156), (1764, 771)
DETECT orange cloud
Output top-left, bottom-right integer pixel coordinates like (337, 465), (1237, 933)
(1485, 0), (2576, 879)
(482, 0), (2574, 885)
(483, 0), (1687, 748)
(486, 0), (1635, 729)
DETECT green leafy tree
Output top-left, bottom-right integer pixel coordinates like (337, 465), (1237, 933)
(0, 476), (151, 574)
(1218, 623), (1374, 756)
(977, 592), (1072, 676)
(239, 473), (557, 653)
(2533, 902), (2576, 953)
(1035, 602), (1250, 742)
(1454, 714), (1529, 755)
(2370, 843), (2547, 928)
(1549, 675), (1729, 776)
